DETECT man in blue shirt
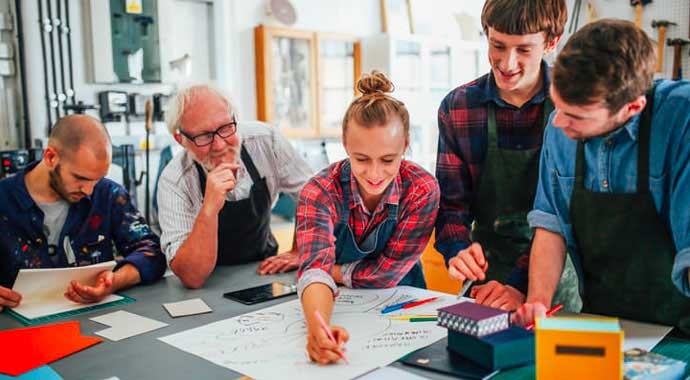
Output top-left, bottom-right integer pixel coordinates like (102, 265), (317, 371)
(513, 19), (690, 332)
(0, 115), (166, 311)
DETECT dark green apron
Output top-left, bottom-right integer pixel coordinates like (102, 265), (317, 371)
(571, 86), (690, 332)
(471, 99), (581, 311)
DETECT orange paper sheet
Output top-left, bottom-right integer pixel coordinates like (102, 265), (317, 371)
(0, 321), (102, 376)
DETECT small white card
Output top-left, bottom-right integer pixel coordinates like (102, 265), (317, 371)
(162, 298), (212, 318)
(91, 310), (168, 341)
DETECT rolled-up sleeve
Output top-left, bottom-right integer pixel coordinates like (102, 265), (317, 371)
(528, 125), (564, 237)
(157, 168), (197, 265)
(296, 177), (340, 298)
(111, 186), (166, 284)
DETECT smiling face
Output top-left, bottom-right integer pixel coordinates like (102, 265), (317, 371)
(487, 27), (559, 98)
(343, 116), (409, 204)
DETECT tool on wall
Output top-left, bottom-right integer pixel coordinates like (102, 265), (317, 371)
(568, 0), (582, 34)
(630, 0), (652, 28)
(651, 20), (677, 73)
(667, 38), (690, 80)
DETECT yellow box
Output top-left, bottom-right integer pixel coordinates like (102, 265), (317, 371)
(536, 317), (623, 380)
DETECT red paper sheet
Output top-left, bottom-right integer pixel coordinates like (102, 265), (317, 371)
(0, 321), (102, 376)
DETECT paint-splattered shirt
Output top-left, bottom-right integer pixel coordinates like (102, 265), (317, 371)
(0, 161), (166, 288)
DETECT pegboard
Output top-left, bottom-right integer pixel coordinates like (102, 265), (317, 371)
(565, 0), (690, 81)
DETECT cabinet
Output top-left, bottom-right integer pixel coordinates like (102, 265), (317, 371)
(254, 26), (360, 138)
(361, 34), (488, 171)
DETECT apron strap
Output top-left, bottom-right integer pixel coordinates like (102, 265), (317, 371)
(637, 86), (656, 192)
(339, 161), (353, 223)
(574, 87), (656, 191)
(575, 140), (586, 189)
(194, 161), (207, 197)
(240, 145), (262, 183)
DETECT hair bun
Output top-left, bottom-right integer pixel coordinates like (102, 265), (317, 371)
(357, 70), (394, 95)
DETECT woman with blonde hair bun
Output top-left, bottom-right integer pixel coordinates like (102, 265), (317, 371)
(295, 70), (440, 365)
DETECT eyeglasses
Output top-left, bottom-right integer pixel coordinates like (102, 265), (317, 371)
(178, 119), (237, 147)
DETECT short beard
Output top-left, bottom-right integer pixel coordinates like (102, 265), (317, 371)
(48, 164), (76, 203)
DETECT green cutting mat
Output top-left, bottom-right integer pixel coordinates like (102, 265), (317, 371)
(4, 294), (135, 326)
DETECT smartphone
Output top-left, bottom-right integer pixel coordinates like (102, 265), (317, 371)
(223, 281), (297, 305)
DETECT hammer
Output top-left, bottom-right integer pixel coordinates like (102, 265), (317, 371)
(652, 20), (677, 72)
(667, 38), (690, 80)
(630, 0), (652, 28)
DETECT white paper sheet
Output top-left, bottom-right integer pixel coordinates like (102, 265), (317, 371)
(163, 298), (212, 318)
(11, 261), (122, 319)
(356, 366), (431, 380)
(160, 287), (464, 380)
(620, 319), (673, 352)
(91, 310), (168, 341)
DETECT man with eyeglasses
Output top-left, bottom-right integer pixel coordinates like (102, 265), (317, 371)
(157, 84), (313, 288)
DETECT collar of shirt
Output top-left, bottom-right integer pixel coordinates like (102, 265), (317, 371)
(347, 165), (401, 217)
(585, 113), (642, 145)
(479, 60), (551, 109)
(9, 161), (92, 211)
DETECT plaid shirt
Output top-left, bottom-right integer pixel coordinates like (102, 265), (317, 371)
(297, 159), (439, 296)
(434, 62), (551, 292)
(0, 161), (166, 288)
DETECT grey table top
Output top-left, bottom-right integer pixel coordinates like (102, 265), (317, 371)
(0, 264), (455, 380)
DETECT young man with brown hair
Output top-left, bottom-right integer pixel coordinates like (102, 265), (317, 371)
(435, 0), (578, 311)
(513, 19), (690, 332)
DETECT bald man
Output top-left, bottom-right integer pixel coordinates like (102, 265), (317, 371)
(0, 115), (166, 311)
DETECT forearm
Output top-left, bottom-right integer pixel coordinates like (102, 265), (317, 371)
(526, 228), (567, 306)
(112, 263), (141, 292)
(332, 265), (343, 284)
(170, 207), (219, 288)
(302, 282), (335, 332)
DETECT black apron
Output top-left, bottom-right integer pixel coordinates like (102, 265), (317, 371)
(471, 98), (581, 310)
(571, 86), (690, 332)
(195, 145), (278, 265)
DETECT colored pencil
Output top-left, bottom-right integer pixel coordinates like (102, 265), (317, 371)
(401, 297), (439, 310)
(381, 299), (418, 314)
(388, 314), (437, 320)
(409, 317), (438, 322)
(313, 310), (349, 364)
(525, 304), (563, 330)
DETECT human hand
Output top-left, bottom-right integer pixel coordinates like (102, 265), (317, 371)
(64, 270), (115, 304)
(471, 281), (525, 311)
(0, 286), (22, 312)
(257, 250), (299, 275)
(448, 242), (488, 282)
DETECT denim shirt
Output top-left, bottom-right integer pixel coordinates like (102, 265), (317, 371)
(0, 161), (166, 288)
(527, 80), (690, 296)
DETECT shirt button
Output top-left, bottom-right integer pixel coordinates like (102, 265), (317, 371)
(602, 180), (609, 188)
(606, 140), (614, 147)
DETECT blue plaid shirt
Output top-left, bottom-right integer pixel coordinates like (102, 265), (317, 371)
(0, 161), (166, 288)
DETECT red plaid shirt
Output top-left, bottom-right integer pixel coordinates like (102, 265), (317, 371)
(434, 63), (551, 292)
(297, 159), (439, 294)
